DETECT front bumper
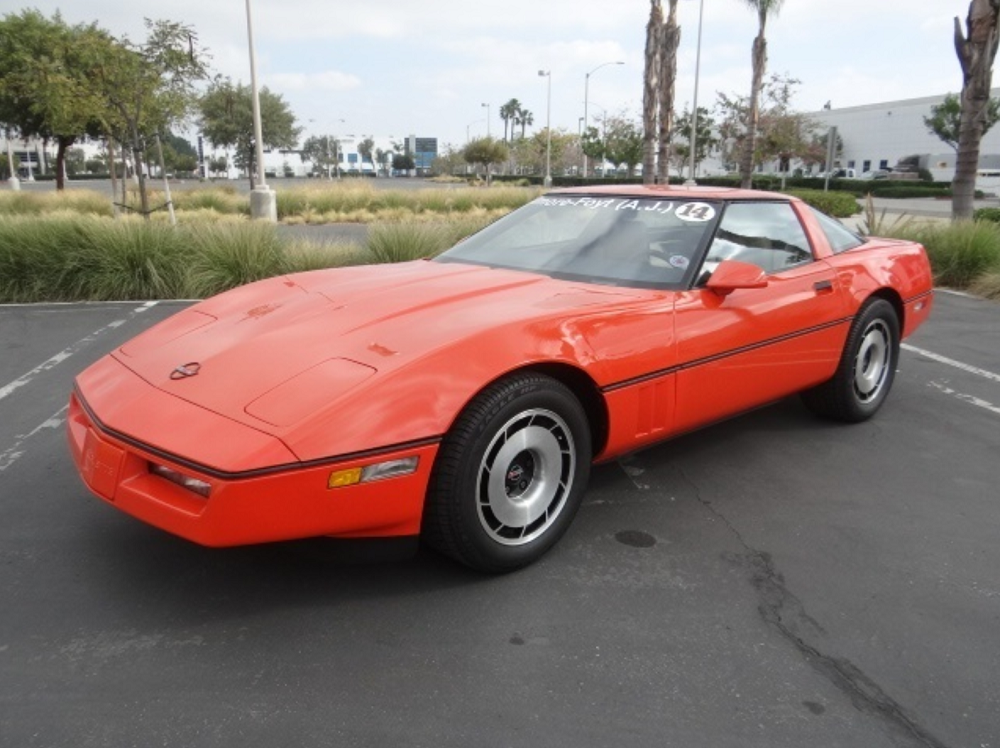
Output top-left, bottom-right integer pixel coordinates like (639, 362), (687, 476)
(67, 389), (438, 547)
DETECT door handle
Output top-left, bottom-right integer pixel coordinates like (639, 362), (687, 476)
(813, 279), (834, 293)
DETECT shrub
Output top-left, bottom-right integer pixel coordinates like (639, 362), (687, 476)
(364, 223), (454, 263)
(968, 270), (1000, 300)
(786, 189), (861, 217)
(185, 222), (290, 298)
(0, 215), (190, 301)
(900, 220), (1000, 288)
(69, 219), (191, 300)
(172, 188), (243, 215)
(973, 207), (1000, 223)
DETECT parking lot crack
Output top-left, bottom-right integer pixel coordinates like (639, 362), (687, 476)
(677, 467), (952, 748)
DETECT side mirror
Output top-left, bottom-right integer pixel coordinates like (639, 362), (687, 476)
(705, 260), (768, 296)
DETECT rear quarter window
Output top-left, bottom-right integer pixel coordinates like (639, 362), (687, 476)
(809, 206), (865, 254)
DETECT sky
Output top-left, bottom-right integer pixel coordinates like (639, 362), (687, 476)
(0, 0), (977, 150)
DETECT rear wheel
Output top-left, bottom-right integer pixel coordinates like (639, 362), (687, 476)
(801, 297), (900, 422)
(423, 373), (591, 573)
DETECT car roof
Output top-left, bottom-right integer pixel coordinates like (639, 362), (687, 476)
(547, 184), (795, 202)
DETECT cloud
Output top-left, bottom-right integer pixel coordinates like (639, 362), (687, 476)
(262, 71), (361, 92)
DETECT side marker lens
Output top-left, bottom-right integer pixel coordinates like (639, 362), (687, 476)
(328, 468), (363, 488)
(328, 457), (419, 490)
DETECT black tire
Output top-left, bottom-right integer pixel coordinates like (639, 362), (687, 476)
(422, 373), (592, 573)
(801, 297), (900, 422)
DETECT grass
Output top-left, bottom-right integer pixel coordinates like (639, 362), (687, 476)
(0, 190), (113, 218)
(969, 270), (1000, 300)
(0, 182), (538, 224)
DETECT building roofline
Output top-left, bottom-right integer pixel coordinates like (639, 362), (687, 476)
(805, 88), (1000, 116)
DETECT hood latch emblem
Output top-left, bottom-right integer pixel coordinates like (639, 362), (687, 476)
(170, 362), (202, 380)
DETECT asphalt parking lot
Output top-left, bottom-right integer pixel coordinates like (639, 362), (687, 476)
(1, 291), (998, 748)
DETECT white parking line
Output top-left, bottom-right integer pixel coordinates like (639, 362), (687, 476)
(902, 343), (1000, 383)
(927, 381), (1000, 417)
(0, 301), (158, 403)
(0, 406), (68, 473)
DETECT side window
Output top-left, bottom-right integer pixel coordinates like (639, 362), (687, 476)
(703, 202), (813, 275)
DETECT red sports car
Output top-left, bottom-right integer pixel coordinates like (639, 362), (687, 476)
(68, 186), (934, 572)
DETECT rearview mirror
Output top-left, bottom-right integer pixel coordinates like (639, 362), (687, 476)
(705, 260), (768, 296)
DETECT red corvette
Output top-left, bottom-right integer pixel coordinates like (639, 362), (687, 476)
(68, 186), (933, 572)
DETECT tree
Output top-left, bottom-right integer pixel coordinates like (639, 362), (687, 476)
(357, 136), (375, 173)
(581, 125), (607, 173)
(513, 128), (575, 176)
(642, 0), (681, 184)
(198, 78), (300, 189)
(926, 93), (1000, 152)
(642, 0), (663, 184)
(500, 99), (521, 143)
(208, 155), (228, 177)
(738, 0), (786, 188)
(392, 152), (415, 172)
(301, 134), (339, 177)
(65, 147), (87, 176)
(462, 136), (508, 184)
(0, 10), (109, 190)
(159, 133), (198, 176)
(515, 108), (534, 138)
(953, 0), (1000, 218)
(657, 0), (680, 184)
(87, 19), (208, 216)
(604, 115), (644, 176)
(671, 107), (717, 178)
(431, 143), (465, 175)
(0, 152), (18, 180)
(717, 74), (815, 175)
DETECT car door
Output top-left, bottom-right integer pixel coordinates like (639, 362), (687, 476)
(671, 201), (851, 433)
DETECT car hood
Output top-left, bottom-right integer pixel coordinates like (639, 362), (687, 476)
(112, 260), (650, 435)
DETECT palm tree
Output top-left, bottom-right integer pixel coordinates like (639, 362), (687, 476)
(516, 108), (534, 139)
(657, 0), (680, 184)
(500, 98), (521, 143)
(739, 0), (785, 189)
(953, 0), (1000, 219)
(642, 0), (663, 185)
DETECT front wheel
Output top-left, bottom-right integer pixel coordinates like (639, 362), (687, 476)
(801, 297), (900, 422)
(422, 373), (592, 573)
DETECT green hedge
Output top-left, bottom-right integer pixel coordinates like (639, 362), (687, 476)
(784, 189), (861, 217)
(973, 207), (1000, 223)
(867, 186), (951, 199)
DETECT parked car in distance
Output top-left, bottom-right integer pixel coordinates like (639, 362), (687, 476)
(67, 186), (934, 573)
(861, 169), (891, 180)
(815, 168), (858, 179)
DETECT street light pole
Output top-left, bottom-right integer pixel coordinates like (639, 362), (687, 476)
(245, 0), (276, 220)
(466, 118), (484, 142)
(539, 70), (552, 187)
(481, 103), (491, 138)
(685, 0), (705, 186)
(583, 61), (623, 178)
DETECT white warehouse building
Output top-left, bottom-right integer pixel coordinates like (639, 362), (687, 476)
(799, 88), (1000, 181)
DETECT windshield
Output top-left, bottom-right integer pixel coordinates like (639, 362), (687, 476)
(435, 195), (721, 288)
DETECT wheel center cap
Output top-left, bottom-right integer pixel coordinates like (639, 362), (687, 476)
(505, 453), (535, 497)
